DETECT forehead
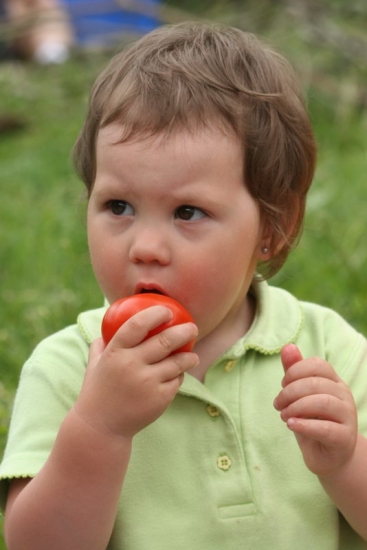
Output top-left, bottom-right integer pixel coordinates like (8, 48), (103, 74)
(94, 123), (245, 194)
(96, 122), (242, 157)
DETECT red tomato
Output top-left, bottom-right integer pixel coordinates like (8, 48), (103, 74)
(101, 293), (196, 353)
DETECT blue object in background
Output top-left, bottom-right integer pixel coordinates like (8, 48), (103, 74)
(61, 0), (161, 46)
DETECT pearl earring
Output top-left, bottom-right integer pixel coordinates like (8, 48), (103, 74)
(262, 246), (269, 254)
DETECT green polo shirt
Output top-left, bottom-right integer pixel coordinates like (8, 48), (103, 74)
(1, 282), (367, 549)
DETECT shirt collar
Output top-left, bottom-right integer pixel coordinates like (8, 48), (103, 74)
(219, 280), (304, 360)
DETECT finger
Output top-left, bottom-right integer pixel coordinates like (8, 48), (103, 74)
(280, 393), (352, 425)
(282, 357), (341, 388)
(274, 376), (349, 411)
(281, 344), (303, 372)
(87, 337), (105, 368)
(156, 373), (186, 404)
(140, 322), (198, 364)
(157, 351), (200, 383)
(108, 305), (174, 349)
(285, 416), (352, 448)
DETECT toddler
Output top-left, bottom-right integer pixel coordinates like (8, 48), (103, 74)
(1, 21), (367, 550)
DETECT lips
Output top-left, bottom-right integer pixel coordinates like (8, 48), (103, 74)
(135, 283), (166, 296)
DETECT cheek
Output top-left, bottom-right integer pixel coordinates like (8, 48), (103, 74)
(178, 250), (235, 305)
(88, 229), (103, 273)
(88, 234), (120, 292)
(179, 238), (258, 305)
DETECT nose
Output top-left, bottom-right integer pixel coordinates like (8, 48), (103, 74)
(128, 224), (171, 265)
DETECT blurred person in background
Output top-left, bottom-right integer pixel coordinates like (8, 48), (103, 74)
(3, 0), (73, 63)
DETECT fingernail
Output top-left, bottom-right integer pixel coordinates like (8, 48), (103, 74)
(165, 307), (174, 318)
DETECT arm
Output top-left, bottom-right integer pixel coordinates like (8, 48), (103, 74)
(4, 305), (199, 550)
(5, 404), (132, 550)
(274, 344), (367, 541)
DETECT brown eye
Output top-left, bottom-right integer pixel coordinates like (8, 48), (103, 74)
(175, 205), (206, 221)
(108, 201), (133, 216)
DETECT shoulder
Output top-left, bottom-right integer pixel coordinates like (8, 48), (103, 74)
(252, 282), (365, 370)
(32, 306), (105, 354)
(262, 281), (361, 339)
(21, 306), (106, 381)
(266, 284), (366, 376)
(297, 298), (366, 378)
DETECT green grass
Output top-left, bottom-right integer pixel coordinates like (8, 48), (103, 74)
(0, 54), (105, 546)
(0, 18), (366, 547)
(273, 190), (367, 330)
(0, 55), (105, 385)
(273, 94), (367, 331)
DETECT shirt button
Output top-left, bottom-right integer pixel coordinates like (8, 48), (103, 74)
(206, 404), (221, 418)
(224, 360), (236, 372)
(217, 455), (232, 471)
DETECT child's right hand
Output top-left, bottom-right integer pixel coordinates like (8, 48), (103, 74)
(74, 305), (199, 439)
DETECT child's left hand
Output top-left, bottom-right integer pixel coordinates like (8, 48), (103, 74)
(274, 344), (358, 477)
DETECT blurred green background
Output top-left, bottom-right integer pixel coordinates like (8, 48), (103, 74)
(0, 0), (366, 546)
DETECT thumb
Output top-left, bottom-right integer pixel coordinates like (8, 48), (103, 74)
(281, 343), (303, 373)
(87, 337), (105, 370)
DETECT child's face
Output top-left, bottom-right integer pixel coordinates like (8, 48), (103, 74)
(87, 124), (265, 342)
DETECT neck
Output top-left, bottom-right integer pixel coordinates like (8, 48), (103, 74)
(190, 293), (256, 382)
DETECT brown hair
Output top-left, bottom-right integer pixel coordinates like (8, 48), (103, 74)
(73, 22), (317, 277)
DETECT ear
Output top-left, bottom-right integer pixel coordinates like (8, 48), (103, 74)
(259, 204), (300, 261)
(258, 220), (274, 261)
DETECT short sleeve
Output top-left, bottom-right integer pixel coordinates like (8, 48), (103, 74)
(299, 301), (367, 437)
(0, 324), (89, 509)
(321, 308), (367, 436)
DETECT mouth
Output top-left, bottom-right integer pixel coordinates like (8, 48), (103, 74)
(135, 284), (166, 296)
